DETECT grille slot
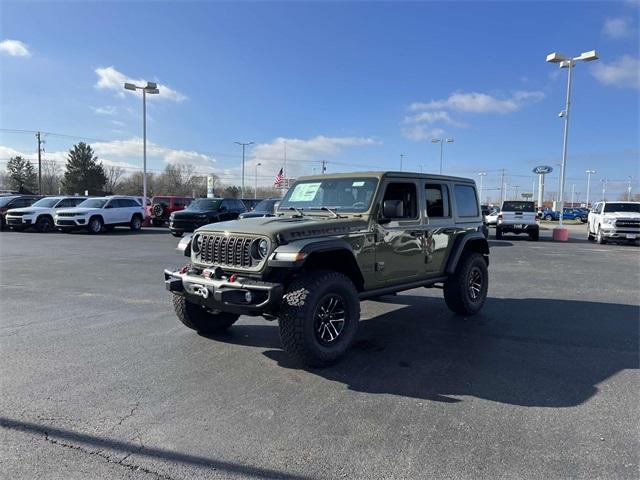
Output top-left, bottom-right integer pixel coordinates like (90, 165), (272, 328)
(615, 219), (640, 228)
(197, 234), (257, 268)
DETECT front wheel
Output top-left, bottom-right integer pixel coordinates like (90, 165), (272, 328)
(130, 214), (142, 231)
(279, 270), (360, 367)
(36, 216), (54, 233)
(443, 252), (489, 316)
(172, 295), (239, 334)
(87, 217), (103, 234)
(596, 227), (606, 244)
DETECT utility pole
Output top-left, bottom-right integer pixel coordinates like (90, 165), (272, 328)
(36, 131), (42, 194)
(322, 160), (327, 174)
(400, 154), (404, 172)
(570, 184), (575, 207)
(477, 172), (487, 204)
(513, 185), (520, 198)
(628, 176), (632, 201)
(601, 179), (606, 201)
(234, 141), (254, 198)
(499, 169), (506, 205)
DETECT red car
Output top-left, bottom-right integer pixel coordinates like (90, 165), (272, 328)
(149, 196), (192, 227)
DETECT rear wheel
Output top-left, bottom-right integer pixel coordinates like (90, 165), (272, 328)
(172, 295), (239, 334)
(279, 270), (360, 367)
(495, 227), (503, 240)
(529, 229), (539, 241)
(88, 216), (103, 234)
(545, 214), (553, 221)
(444, 252), (488, 316)
(130, 214), (142, 231)
(36, 216), (54, 233)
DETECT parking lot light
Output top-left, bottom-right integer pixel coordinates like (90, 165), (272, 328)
(546, 49), (598, 235)
(585, 170), (596, 207)
(123, 81), (160, 217)
(432, 137), (454, 174)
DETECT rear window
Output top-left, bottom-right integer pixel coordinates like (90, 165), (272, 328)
(502, 201), (535, 212)
(454, 185), (479, 217)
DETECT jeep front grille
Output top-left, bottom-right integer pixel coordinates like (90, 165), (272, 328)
(57, 212), (77, 217)
(196, 234), (253, 268)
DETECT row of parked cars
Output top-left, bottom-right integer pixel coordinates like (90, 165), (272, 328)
(481, 199), (639, 245)
(0, 193), (282, 235)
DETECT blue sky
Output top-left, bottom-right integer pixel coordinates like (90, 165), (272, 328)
(1, 1), (638, 201)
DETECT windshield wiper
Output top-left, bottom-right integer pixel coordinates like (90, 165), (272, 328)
(287, 206), (305, 217)
(319, 206), (342, 218)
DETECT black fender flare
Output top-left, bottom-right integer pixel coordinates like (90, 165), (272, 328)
(268, 237), (355, 268)
(445, 231), (490, 275)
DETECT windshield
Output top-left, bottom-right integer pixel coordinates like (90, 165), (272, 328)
(32, 197), (62, 208)
(78, 198), (108, 208)
(254, 199), (278, 212)
(603, 203), (640, 213)
(279, 178), (378, 213)
(502, 201), (535, 212)
(0, 196), (18, 208)
(187, 199), (221, 211)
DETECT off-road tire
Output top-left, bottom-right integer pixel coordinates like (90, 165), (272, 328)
(171, 231), (183, 238)
(172, 294), (239, 334)
(443, 251), (488, 316)
(130, 214), (142, 231)
(529, 229), (539, 241)
(36, 215), (54, 233)
(279, 270), (360, 367)
(88, 216), (103, 234)
(152, 204), (165, 218)
(495, 227), (503, 240)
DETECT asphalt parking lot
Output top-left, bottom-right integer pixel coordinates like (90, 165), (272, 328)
(1, 226), (638, 479)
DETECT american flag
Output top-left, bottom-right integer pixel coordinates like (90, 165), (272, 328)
(274, 168), (284, 187)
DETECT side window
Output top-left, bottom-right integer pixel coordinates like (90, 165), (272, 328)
(454, 185), (479, 217)
(58, 199), (74, 208)
(220, 200), (232, 211)
(174, 199), (183, 207)
(107, 199), (120, 208)
(381, 182), (418, 220)
(425, 183), (450, 218)
(236, 200), (246, 211)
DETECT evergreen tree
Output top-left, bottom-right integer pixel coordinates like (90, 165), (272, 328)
(62, 143), (107, 195)
(5, 156), (37, 193)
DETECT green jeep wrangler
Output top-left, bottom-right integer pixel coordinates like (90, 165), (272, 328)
(165, 172), (489, 367)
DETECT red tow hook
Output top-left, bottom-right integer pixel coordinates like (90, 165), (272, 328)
(229, 274), (236, 283)
(179, 264), (191, 274)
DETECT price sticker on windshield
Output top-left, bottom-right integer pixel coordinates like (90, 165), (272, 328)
(289, 183), (321, 202)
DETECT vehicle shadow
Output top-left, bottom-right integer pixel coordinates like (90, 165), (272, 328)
(487, 240), (514, 247)
(214, 295), (638, 408)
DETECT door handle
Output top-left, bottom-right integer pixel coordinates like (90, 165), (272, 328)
(409, 231), (424, 237)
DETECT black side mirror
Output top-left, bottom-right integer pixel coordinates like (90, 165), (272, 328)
(383, 199), (403, 219)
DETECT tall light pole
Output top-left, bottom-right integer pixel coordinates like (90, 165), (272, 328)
(585, 169), (596, 207)
(234, 141), (254, 198)
(400, 154), (404, 172)
(601, 178), (606, 201)
(546, 49), (599, 228)
(478, 172), (487, 204)
(254, 162), (262, 199)
(628, 176), (633, 201)
(431, 137), (454, 174)
(124, 81), (160, 214)
(570, 184), (575, 207)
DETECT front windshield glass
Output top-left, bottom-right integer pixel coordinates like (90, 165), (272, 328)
(32, 197), (62, 208)
(603, 203), (640, 213)
(78, 198), (108, 208)
(0, 196), (18, 207)
(187, 199), (221, 211)
(279, 178), (378, 213)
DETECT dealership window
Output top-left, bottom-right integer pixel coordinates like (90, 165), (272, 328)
(454, 185), (479, 217)
(425, 183), (450, 218)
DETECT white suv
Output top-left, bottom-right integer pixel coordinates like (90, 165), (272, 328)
(5, 196), (86, 232)
(55, 196), (145, 234)
(588, 201), (640, 245)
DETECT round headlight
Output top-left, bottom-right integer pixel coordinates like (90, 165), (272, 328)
(252, 239), (269, 259)
(193, 234), (203, 252)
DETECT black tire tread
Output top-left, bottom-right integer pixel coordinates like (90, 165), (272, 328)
(279, 270), (360, 367)
(172, 294), (238, 334)
(443, 251), (488, 316)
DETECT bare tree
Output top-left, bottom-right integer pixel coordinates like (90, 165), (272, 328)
(105, 165), (126, 194)
(41, 159), (62, 195)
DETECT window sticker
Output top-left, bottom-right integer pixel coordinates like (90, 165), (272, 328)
(352, 181), (365, 187)
(289, 182), (321, 202)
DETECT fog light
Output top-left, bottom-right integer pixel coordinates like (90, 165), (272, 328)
(245, 291), (253, 303)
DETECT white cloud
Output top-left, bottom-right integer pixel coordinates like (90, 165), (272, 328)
(403, 110), (468, 128)
(409, 90), (544, 114)
(602, 16), (634, 39)
(0, 39), (31, 57)
(591, 55), (640, 89)
(401, 125), (446, 142)
(95, 66), (187, 102)
(111, 120), (127, 127)
(243, 135), (379, 183)
(92, 105), (118, 115)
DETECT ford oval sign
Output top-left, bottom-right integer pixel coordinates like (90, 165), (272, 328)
(533, 165), (553, 174)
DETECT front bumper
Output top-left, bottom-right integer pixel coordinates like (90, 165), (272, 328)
(164, 269), (283, 315)
(600, 226), (640, 240)
(5, 215), (35, 227)
(55, 217), (87, 228)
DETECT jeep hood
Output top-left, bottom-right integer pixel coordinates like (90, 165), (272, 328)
(196, 215), (369, 241)
(55, 208), (100, 215)
(7, 207), (49, 213)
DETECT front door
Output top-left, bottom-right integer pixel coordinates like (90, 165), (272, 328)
(374, 180), (425, 284)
